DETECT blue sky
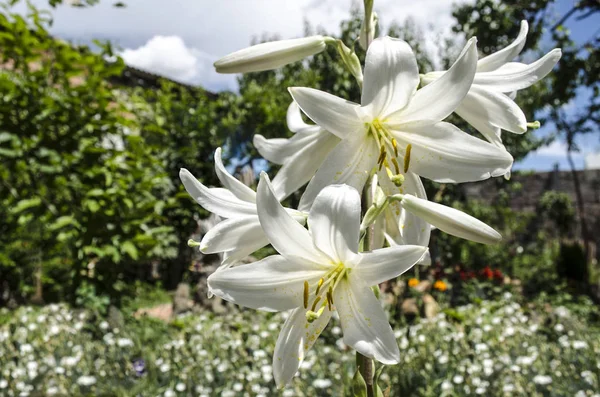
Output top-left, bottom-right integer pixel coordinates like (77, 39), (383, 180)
(19, 0), (599, 172)
(514, 0), (599, 171)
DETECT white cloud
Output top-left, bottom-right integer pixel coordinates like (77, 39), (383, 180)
(120, 35), (236, 91)
(121, 36), (198, 83)
(535, 140), (569, 157)
(585, 152), (600, 170)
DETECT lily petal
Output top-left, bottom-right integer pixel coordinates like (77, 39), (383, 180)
(180, 168), (257, 218)
(473, 49), (562, 92)
(298, 130), (377, 211)
(399, 194), (502, 244)
(254, 126), (324, 165)
(362, 37), (419, 117)
(200, 215), (267, 255)
(207, 255), (326, 312)
(273, 307), (333, 388)
(308, 185), (361, 263)
(334, 279), (400, 364)
(454, 103), (505, 147)
(214, 148), (256, 202)
(287, 101), (310, 133)
(257, 173), (326, 266)
(288, 87), (363, 139)
(355, 245), (428, 286)
(390, 121), (513, 183)
(271, 130), (340, 201)
(458, 86), (527, 134)
(477, 20), (528, 72)
(393, 38), (478, 124)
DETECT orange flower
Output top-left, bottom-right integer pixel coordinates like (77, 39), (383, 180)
(433, 280), (447, 291)
(408, 278), (419, 288)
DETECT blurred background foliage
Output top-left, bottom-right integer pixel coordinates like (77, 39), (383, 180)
(0, 0), (598, 313)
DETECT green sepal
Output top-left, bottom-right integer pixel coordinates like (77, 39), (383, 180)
(352, 366), (368, 397)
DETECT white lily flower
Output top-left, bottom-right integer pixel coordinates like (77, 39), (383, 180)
(289, 36), (513, 211)
(253, 102), (340, 200)
(214, 35), (331, 74)
(180, 148), (306, 269)
(208, 174), (428, 387)
(422, 21), (561, 147)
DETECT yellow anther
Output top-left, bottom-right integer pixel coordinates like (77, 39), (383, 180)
(391, 138), (399, 157)
(377, 148), (387, 170)
(315, 278), (324, 296)
(391, 157), (401, 175)
(303, 281), (309, 309)
(327, 288), (334, 310)
(311, 296), (322, 311)
(403, 144), (412, 173)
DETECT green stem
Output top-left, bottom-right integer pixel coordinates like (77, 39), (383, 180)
(358, 178), (375, 397)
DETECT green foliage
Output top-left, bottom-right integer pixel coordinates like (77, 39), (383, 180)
(0, 1), (228, 303)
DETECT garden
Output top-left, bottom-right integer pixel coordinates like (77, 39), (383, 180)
(0, 0), (599, 395)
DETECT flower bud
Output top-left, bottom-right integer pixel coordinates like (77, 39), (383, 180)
(397, 194), (502, 245)
(336, 40), (363, 86)
(214, 35), (331, 74)
(358, 10), (378, 50)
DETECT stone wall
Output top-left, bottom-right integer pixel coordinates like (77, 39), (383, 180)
(462, 169), (600, 262)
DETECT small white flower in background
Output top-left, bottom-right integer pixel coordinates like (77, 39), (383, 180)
(208, 175), (427, 388)
(312, 378), (333, 389)
(441, 380), (453, 391)
(452, 375), (464, 384)
(76, 376), (96, 386)
(554, 323), (565, 332)
(573, 340), (589, 350)
(581, 370), (594, 385)
(117, 338), (133, 347)
(214, 35), (331, 74)
(422, 20), (561, 149)
(175, 383), (186, 392)
(503, 384), (515, 393)
(180, 148), (306, 269)
(0, 380), (7, 389)
(533, 375), (552, 385)
(163, 389), (176, 397)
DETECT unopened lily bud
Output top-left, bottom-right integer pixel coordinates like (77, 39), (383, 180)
(398, 194), (502, 245)
(214, 35), (332, 74)
(336, 40), (363, 86)
(359, 10), (378, 50)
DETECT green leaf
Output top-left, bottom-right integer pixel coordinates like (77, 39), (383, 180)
(374, 364), (386, 397)
(85, 199), (100, 213)
(86, 188), (105, 197)
(352, 367), (368, 397)
(121, 241), (138, 260)
(10, 197), (42, 214)
(48, 215), (79, 231)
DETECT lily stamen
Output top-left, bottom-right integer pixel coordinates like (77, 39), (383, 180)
(403, 144), (412, 173)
